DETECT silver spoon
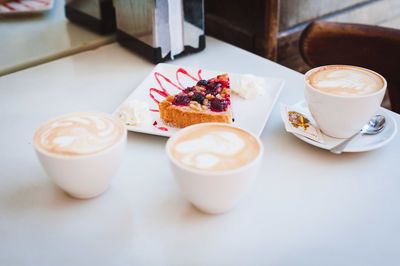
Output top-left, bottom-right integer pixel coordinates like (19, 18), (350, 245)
(330, 115), (386, 154)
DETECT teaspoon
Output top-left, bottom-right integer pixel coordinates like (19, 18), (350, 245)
(330, 115), (386, 154)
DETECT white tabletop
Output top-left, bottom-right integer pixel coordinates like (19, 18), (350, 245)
(0, 0), (114, 76)
(0, 37), (399, 266)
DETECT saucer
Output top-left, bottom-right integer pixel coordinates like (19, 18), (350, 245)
(291, 101), (397, 152)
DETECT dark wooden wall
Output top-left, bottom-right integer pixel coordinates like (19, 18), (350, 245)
(205, 0), (279, 61)
(205, 0), (400, 74)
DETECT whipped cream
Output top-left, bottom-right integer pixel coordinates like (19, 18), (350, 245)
(118, 99), (153, 127)
(232, 74), (266, 99)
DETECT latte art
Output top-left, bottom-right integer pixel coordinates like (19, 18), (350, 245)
(34, 112), (125, 156)
(169, 124), (260, 171)
(306, 65), (384, 96)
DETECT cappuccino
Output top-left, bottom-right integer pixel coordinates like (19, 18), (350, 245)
(166, 123), (263, 213)
(304, 65), (387, 138)
(306, 65), (384, 96)
(169, 124), (260, 171)
(34, 112), (125, 156)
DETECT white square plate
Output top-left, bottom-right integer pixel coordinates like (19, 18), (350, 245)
(114, 63), (285, 137)
(0, 0), (53, 15)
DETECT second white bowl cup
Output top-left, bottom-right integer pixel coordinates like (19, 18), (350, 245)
(166, 123), (264, 214)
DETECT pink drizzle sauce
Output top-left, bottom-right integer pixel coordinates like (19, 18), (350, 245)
(149, 68), (202, 105)
(148, 67), (202, 131)
(176, 68), (199, 89)
(153, 121), (168, 131)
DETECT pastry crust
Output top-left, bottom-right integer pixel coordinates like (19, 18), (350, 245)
(160, 97), (232, 128)
(159, 74), (233, 128)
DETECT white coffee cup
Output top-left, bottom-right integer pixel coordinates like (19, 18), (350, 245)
(166, 123), (263, 214)
(33, 112), (127, 199)
(304, 65), (386, 139)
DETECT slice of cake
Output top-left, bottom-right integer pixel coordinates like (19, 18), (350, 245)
(159, 74), (233, 128)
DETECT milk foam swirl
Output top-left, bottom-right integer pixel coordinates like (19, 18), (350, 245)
(307, 66), (384, 96)
(175, 131), (245, 169)
(34, 112), (125, 156)
(170, 125), (260, 171)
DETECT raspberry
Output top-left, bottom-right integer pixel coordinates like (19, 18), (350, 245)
(183, 87), (194, 94)
(205, 82), (222, 96)
(207, 82), (222, 89)
(205, 89), (218, 96)
(173, 95), (191, 106)
(210, 98), (229, 112)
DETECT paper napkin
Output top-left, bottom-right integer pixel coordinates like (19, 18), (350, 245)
(280, 103), (324, 143)
(168, 0), (184, 59)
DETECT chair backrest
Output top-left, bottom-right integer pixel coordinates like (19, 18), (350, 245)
(299, 21), (400, 114)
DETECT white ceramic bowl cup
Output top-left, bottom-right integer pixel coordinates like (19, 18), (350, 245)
(34, 119), (127, 199)
(304, 65), (387, 139)
(166, 123), (264, 214)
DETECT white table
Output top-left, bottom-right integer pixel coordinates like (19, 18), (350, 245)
(0, 37), (399, 266)
(0, 0), (114, 76)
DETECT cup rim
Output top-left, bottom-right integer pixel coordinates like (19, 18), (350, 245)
(33, 112), (127, 160)
(304, 65), (387, 98)
(166, 122), (264, 175)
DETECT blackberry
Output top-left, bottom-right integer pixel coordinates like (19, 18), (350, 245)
(210, 98), (228, 112)
(192, 93), (205, 104)
(173, 95), (191, 106)
(196, 79), (208, 86)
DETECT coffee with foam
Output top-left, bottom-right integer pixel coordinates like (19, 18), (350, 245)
(34, 112), (125, 156)
(169, 124), (260, 171)
(306, 65), (384, 96)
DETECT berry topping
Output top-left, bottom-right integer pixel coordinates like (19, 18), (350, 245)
(196, 80), (208, 86)
(183, 87), (194, 93)
(217, 74), (229, 82)
(173, 95), (191, 106)
(192, 93), (205, 104)
(205, 82), (222, 96)
(207, 82), (222, 89)
(210, 98), (229, 112)
(205, 89), (218, 96)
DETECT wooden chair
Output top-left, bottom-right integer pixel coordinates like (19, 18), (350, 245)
(299, 21), (400, 114)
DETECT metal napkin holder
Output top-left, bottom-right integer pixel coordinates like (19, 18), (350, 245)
(65, 0), (116, 34)
(114, 0), (205, 64)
